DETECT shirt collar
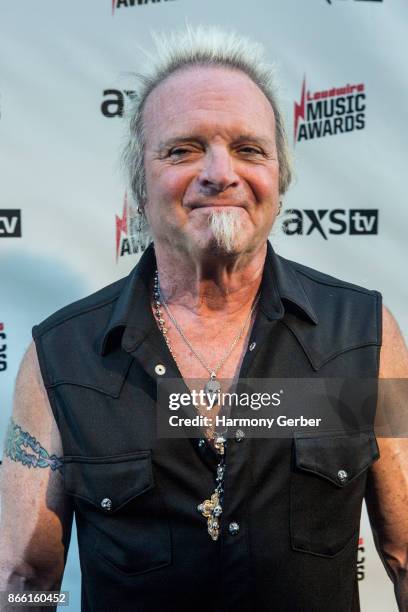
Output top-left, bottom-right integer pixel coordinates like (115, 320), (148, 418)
(98, 244), (156, 356)
(99, 241), (318, 356)
(263, 242), (319, 325)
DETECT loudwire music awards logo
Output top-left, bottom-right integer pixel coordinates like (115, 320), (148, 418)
(0, 323), (7, 372)
(294, 77), (366, 144)
(0, 210), (22, 238)
(115, 193), (149, 261)
(112, 0), (176, 16)
(357, 537), (365, 581)
(282, 209), (379, 239)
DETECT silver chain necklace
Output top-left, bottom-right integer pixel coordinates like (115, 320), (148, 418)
(153, 270), (259, 397)
(152, 270), (260, 541)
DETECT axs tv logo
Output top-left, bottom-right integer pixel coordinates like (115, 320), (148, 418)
(282, 209), (378, 239)
(0, 210), (22, 237)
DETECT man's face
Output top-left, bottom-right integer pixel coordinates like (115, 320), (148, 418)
(142, 66), (280, 258)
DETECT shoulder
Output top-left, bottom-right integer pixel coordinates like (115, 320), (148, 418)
(287, 257), (379, 296)
(271, 254), (383, 371)
(13, 341), (52, 423)
(279, 255), (382, 324)
(31, 275), (133, 391)
(32, 276), (127, 339)
(380, 305), (408, 378)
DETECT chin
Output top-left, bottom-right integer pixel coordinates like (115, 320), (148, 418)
(207, 208), (248, 254)
(184, 207), (254, 257)
(191, 232), (248, 258)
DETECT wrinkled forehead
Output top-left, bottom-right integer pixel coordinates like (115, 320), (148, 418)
(142, 65), (276, 145)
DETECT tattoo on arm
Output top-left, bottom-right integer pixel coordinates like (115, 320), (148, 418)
(4, 418), (63, 473)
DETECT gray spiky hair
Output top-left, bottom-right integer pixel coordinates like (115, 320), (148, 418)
(122, 25), (292, 210)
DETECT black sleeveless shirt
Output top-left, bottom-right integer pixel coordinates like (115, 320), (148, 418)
(32, 242), (382, 612)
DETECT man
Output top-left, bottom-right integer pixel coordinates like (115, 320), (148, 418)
(1, 26), (407, 612)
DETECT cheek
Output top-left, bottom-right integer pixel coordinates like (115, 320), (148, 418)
(148, 166), (196, 202)
(248, 166), (280, 206)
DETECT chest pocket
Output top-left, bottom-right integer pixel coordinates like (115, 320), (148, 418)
(290, 432), (379, 557)
(63, 451), (171, 576)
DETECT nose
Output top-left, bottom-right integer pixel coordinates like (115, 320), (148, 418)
(198, 147), (239, 194)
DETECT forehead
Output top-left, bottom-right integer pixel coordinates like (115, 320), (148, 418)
(143, 66), (276, 146)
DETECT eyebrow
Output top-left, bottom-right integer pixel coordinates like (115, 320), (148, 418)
(156, 133), (274, 152)
(156, 136), (205, 152)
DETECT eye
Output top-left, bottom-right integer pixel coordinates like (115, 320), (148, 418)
(169, 147), (190, 157)
(238, 146), (263, 155)
(168, 145), (201, 159)
(166, 145), (203, 163)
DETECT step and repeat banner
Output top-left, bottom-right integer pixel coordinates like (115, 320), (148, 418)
(1, 1), (406, 610)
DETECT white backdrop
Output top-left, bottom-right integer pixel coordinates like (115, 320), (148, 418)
(1, 1), (407, 610)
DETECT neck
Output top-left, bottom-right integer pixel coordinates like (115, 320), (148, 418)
(153, 241), (267, 318)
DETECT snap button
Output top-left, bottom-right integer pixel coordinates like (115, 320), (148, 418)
(101, 497), (113, 511)
(198, 438), (206, 448)
(337, 469), (348, 483)
(249, 342), (256, 351)
(155, 364), (166, 375)
(228, 522), (240, 535)
(235, 429), (245, 442)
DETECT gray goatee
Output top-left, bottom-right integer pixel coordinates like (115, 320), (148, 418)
(208, 208), (244, 253)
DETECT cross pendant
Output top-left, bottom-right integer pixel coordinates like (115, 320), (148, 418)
(197, 492), (221, 541)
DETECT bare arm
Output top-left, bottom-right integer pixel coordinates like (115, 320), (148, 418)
(0, 341), (73, 610)
(365, 305), (408, 611)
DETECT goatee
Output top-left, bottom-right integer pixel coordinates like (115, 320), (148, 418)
(208, 208), (244, 253)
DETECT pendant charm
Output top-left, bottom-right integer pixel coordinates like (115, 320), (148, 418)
(197, 436), (227, 541)
(204, 375), (221, 398)
(197, 492), (222, 541)
(214, 436), (226, 455)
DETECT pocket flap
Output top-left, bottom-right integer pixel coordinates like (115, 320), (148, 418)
(63, 451), (153, 512)
(294, 432), (379, 487)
